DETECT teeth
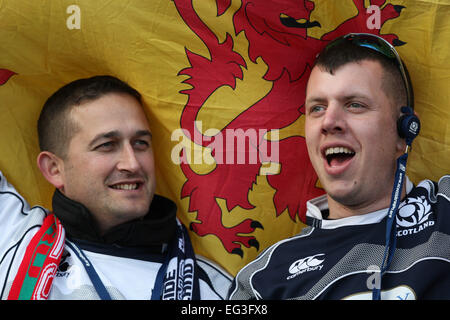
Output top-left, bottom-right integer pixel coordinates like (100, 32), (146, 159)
(111, 184), (138, 190)
(325, 147), (355, 156)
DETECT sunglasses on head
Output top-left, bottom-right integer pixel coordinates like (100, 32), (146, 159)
(322, 33), (413, 109)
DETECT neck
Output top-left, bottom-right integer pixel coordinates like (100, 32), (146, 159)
(93, 215), (130, 236)
(326, 181), (407, 220)
(52, 189), (177, 247)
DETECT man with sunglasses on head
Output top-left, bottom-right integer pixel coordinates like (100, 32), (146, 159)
(0, 75), (231, 300)
(228, 33), (450, 300)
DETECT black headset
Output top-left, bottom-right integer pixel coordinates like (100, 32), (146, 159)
(396, 64), (420, 146)
(397, 106), (420, 146)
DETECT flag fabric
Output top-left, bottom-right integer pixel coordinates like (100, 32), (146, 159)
(0, 0), (449, 276)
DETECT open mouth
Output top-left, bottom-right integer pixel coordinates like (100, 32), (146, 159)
(280, 14), (321, 29)
(109, 183), (141, 191)
(324, 147), (355, 167)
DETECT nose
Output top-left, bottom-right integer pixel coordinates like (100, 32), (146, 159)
(117, 143), (140, 172)
(321, 104), (345, 135)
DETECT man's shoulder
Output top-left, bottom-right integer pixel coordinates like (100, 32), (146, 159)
(412, 175), (450, 201)
(405, 175), (450, 229)
(0, 170), (48, 221)
(231, 228), (315, 279)
(242, 225), (316, 271)
(228, 228), (319, 299)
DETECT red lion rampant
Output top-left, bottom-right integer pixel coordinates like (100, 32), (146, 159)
(173, 0), (404, 256)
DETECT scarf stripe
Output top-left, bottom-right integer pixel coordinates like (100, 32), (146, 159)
(8, 214), (65, 300)
(159, 219), (200, 300)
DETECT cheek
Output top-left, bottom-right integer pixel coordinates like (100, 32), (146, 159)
(138, 152), (156, 174)
(305, 121), (318, 151)
(65, 154), (112, 184)
(305, 134), (317, 161)
(305, 135), (323, 174)
(361, 119), (399, 161)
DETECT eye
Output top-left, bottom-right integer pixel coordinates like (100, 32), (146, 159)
(95, 141), (116, 151)
(133, 139), (150, 150)
(308, 105), (326, 115)
(350, 102), (362, 108)
(346, 102), (368, 113)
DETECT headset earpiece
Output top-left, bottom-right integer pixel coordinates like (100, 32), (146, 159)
(397, 106), (420, 145)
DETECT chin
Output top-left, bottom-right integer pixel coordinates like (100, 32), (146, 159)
(129, 206), (150, 219)
(325, 184), (358, 205)
(114, 204), (149, 220)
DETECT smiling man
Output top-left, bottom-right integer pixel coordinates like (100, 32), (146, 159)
(228, 34), (450, 300)
(38, 91), (156, 234)
(0, 75), (231, 300)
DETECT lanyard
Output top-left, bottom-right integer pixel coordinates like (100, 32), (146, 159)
(372, 152), (408, 300)
(65, 241), (112, 300)
(64, 219), (198, 300)
(66, 241), (170, 300)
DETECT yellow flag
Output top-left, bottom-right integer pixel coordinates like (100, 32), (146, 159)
(0, 0), (449, 276)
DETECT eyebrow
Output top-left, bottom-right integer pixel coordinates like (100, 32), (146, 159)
(305, 96), (327, 106)
(341, 94), (372, 102)
(88, 130), (152, 149)
(305, 93), (372, 105)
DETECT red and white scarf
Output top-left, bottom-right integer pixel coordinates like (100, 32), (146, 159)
(8, 213), (65, 300)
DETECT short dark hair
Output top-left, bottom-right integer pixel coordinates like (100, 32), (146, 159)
(313, 39), (411, 115)
(38, 75), (142, 157)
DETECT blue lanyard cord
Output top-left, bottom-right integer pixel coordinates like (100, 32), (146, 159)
(65, 241), (112, 300)
(372, 152), (408, 300)
(67, 240), (171, 300)
(65, 221), (196, 300)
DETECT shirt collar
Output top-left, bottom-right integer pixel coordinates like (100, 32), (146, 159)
(306, 176), (414, 229)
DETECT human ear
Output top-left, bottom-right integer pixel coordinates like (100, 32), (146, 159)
(36, 151), (65, 190)
(395, 137), (407, 158)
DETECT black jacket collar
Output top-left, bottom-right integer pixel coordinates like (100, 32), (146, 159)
(52, 189), (177, 249)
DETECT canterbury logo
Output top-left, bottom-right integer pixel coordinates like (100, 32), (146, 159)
(287, 253), (325, 280)
(396, 196), (434, 237)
